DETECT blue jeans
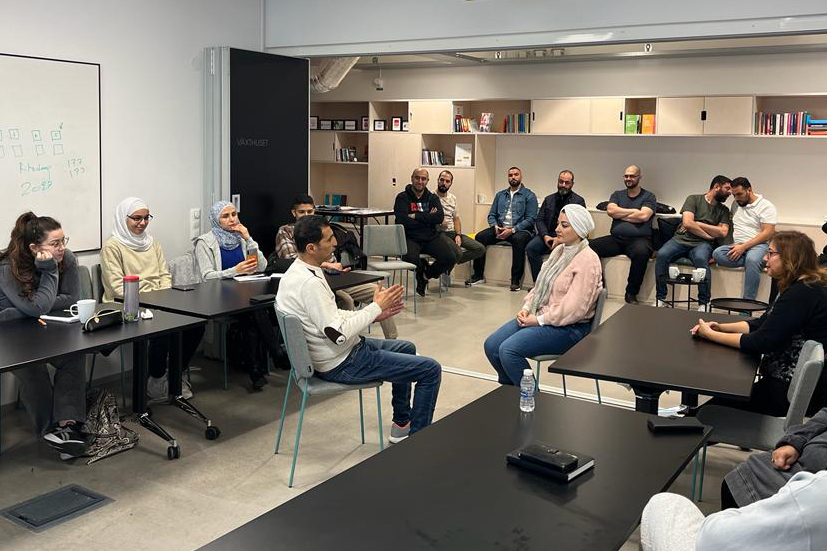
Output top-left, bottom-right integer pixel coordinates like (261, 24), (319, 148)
(484, 318), (592, 386)
(317, 338), (441, 434)
(655, 239), (713, 304)
(712, 243), (768, 300)
(526, 235), (552, 283)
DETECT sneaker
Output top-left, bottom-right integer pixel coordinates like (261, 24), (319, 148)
(465, 274), (484, 286)
(389, 422), (411, 444)
(624, 292), (639, 305)
(251, 372), (267, 390)
(697, 303), (708, 313)
(509, 282), (521, 292)
(654, 299), (670, 308)
(415, 269), (427, 297)
(181, 378), (193, 400)
(44, 425), (87, 457)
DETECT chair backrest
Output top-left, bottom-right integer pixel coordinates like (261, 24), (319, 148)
(91, 263), (105, 302)
(77, 264), (95, 301)
(363, 224), (408, 258)
(785, 340), (825, 430)
(274, 306), (314, 383)
(168, 251), (202, 285)
(590, 288), (608, 333)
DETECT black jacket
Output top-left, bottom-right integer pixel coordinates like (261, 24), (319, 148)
(535, 191), (586, 238)
(394, 184), (444, 243)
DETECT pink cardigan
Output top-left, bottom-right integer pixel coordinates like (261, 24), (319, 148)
(524, 247), (603, 327)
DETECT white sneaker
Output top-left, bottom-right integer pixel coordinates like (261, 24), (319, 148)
(697, 304), (708, 313)
(654, 299), (670, 308)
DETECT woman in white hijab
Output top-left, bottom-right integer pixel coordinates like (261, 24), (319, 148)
(100, 197), (203, 401)
(484, 204), (603, 385)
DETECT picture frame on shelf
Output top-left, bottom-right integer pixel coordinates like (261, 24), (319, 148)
(402, 120), (409, 131)
(391, 116), (402, 131)
(332, 120), (345, 131)
(319, 119), (332, 131)
(361, 116), (370, 131)
(309, 116), (319, 130)
(344, 119), (357, 131)
(373, 119), (386, 131)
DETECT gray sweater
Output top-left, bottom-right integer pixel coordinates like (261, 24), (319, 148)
(0, 250), (80, 322)
(193, 231), (266, 280)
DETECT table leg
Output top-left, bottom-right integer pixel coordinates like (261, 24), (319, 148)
(132, 339), (181, 459)
(168, 329), (221, 441)
(631, 385), (663, 414)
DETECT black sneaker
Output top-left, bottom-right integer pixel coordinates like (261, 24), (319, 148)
(251, 372), (268, 390)
(509, 281), (521, 292)
(465, 274), (484, 286)
(415, 269), (427, 297)
(43, 425), (88, 457)
(624, 292), (639, 304)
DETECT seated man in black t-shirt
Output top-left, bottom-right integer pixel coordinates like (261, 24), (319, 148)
(589, 165), (657, 304)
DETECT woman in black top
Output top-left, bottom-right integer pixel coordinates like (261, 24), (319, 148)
(0, 212), (88, 458)
(692, 231), (827, 416)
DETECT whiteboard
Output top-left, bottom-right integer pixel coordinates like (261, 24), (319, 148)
(0, 53), (101, 252)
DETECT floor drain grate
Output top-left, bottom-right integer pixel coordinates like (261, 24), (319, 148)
(1, 484), (112, 532)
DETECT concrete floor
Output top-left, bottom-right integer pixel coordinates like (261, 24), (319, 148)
(0, 282), (747, 551)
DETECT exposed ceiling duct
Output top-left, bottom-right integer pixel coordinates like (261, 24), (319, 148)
(309, 57), (360, 93)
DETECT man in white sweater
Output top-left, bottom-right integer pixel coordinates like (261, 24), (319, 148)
(276, 215), (442, 443)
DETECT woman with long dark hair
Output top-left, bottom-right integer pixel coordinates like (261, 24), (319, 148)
(0, 212), (87, 458)
(693, 230), (827, 416)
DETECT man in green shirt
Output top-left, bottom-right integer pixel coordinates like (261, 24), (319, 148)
(655, 175), (732, 311)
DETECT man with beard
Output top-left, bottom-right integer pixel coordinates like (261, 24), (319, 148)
(654, 175), (732, 311)
(525, 169), (586, 282)
(395, 168), (456, 297)
(467, 166), (538, 291)
(712, 177), (777, 300)
(433, 169), (485, 267)
(590, 165), (657, 304)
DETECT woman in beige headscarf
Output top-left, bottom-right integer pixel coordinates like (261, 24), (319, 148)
(484, 204), (603, 385)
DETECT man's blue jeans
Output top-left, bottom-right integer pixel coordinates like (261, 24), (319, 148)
(712, 243), (768, 300)
(317, 338), (441, 434)
(655, 239), (713, 304)
(484, 318), (591, 386)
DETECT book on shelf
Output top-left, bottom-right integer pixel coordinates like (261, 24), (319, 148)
(324, 194), (348, 206)
(625, 114), (641, 134)
(754, 111), (814, 135)
(421, 149), (447, 166)
(335, 147), (359, 162)
(479, 112), (493, 132)
(454, 143), (472, 167)
(500, 113), (531, 133)
(641, 114), (655, 134)
(455, 116), (478, 132)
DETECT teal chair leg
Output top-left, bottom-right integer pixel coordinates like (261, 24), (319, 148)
(119, 347), (126, 408)
(221, 323), (228, 390)
(358, 389), (366, 444)
(287, 387), (309, 488)
(375, 386), (384, 451)
(534, 360), (542, 387)
(274, 369), (294, 454)
(698, 443), (708, 501)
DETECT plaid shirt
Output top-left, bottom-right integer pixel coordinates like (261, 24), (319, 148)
(275, 224), (335, 262)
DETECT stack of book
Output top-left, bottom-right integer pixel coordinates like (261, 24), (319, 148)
(754, 111), (811, 135)
(421, 149), (448, 166)
(335, 147), (359, 162)
(454, 116), (479, 132)
(625, 114), (655, 134)
(501, 113), (530, 133)
(807, 119), (827, 136)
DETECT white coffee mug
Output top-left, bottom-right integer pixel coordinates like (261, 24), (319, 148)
(691, 268), (706, 282)
(69, 299), (97, 323)
(668, 266), (680, 279)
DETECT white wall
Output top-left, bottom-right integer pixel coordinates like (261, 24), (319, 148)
(0, 0), (262, 407)
(264, 0), (827, 56)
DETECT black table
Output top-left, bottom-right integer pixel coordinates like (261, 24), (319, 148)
(549, 304), (760, 413)
(199, 388), (710, 551)
(709, 297), (769, 316)
(663, 276), (702, 310)
(132, 272), (384, 319)
(0, 305), (206, 458)
(314, 207), (394, 249)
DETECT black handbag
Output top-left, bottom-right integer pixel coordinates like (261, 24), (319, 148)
(82, 309), (124, 333)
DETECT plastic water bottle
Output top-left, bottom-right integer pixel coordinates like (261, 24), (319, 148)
(122, 275), (140, 322)
(519, 369), (535, 412)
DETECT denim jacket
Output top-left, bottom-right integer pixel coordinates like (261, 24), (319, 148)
(487, 185), (538, 234)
